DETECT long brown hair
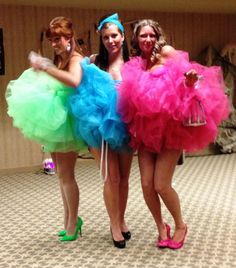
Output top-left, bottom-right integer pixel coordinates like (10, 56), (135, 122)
(45, 16), (83, 69)
(131, 19), (167, 63)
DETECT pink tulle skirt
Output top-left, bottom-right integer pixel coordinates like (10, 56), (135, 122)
(117, 52), (230, 153)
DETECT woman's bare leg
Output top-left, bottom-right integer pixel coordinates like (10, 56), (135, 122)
(154, 149), (186, 242)
(54, 151), (79, 235)
(138, 150), (166, 238)
(118, 152), (133, 232)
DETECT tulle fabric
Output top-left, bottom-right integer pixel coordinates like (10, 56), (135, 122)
(117, 51), (230, 152)
(6, 68), (86, 152)
(69, 57), (130, 150)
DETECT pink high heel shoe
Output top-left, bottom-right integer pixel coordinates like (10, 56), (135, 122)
(168, 225), (188, 249)
(156, 223), (171, 248)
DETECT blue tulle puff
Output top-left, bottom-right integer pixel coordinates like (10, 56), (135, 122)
(69, 57), (130, 150)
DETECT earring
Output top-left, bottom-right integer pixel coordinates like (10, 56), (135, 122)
(66, 43), (71, 52)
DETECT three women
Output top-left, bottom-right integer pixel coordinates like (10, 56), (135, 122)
(6, 15), (229, 251)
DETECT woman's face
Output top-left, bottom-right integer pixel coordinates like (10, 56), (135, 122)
(48, 35), (70, 55)
(137, 25), (157, 56)
(101, 24), (124, 55)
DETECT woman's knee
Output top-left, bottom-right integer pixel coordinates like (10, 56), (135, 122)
(104, 175), (120, 186)
(141, 178), (154, 196)
(119, 175), (129, 187)
(154, 180), (172, 196)
(58, 169), (75, 183)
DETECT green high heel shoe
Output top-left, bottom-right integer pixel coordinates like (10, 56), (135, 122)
(58, 230), (66, 237)
(60, 217), (83, 242)
(58, 217), (82, 237)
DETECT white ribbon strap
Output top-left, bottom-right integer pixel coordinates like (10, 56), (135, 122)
(100, 139), (109, 181)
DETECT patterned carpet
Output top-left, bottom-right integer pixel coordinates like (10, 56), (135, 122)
(0, 154), (236, 268)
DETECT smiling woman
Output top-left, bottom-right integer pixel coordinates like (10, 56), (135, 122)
(117, 18), (230, 250)
(6, 16), (86, 242)
(93, 14), (133, 249)
(69, 13), (133, 249)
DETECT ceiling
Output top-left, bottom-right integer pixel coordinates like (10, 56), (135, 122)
(0, 0), (236, 14)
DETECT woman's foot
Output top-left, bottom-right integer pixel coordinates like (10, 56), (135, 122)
(122, 231), (131, 241)
(156, 223), (171, 248)
(110, 228), (126, 249)
(168, 224), (187, 249)
(112, 238), (126, 249)
(121, 222), (131, 241)
(60, 217), (83, 242)
(58, 217), (82, 237)
(58, 230), (66, 237)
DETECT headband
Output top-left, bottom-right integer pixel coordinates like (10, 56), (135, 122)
(97, 13), (124, 33)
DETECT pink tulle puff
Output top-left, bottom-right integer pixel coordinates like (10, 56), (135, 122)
(117, 52), (230, 152)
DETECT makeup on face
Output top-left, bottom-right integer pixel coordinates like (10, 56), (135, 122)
(48, 36), (69, 55)
(101, 24), (124, 55)
(138, 25), (157, 55)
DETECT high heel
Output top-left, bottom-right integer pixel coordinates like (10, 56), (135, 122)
(60, 217), (83, 242)
(122, 231), (131, 241)
(156, 223), (171, 248)
(58, 230), (66, 237)
(168, 225), (187, 249)
(58, 217), (81, 237)
(113, 238), (126, 249)
(110, 228), (126, 249)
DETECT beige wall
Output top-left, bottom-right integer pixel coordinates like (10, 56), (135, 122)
(0, 4), (235, 171)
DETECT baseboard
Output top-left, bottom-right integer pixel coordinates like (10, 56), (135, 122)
(186, 143), (220, 157)
(0, 158), (89, 175)
(0, 165), (42, 175)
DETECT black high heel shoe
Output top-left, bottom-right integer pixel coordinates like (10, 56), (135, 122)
(122, 231), (131, 241)
(110, 228), (126, 249)
(113, 238), (126, 249)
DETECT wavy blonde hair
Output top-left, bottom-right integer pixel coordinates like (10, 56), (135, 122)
(131, 19), (167, 62)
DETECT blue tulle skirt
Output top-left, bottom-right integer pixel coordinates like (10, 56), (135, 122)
(69, 57), (130, 150)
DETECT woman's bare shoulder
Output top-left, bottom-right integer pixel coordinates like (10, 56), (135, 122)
(70, 52), (84, 63)
(161, 45), (177, 58)
(89, 54), (98, 63)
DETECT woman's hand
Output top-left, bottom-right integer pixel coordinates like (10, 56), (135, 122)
(28, 51), (55, 71)
(29, 51), (83, 88)
(184, 69), (198, 87)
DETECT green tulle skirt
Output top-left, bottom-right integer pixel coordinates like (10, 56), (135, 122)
(6, 68), (86, 152)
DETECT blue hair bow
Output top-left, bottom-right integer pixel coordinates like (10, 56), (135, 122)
(97, 13), (124, 33)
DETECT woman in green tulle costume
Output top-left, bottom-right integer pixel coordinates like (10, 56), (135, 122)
(6, 17), (85, 241)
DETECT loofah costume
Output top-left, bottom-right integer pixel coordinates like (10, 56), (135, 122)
(69, 57), (130, 151)
(117, 51), (230, 152)
(6, 68), (86, 152)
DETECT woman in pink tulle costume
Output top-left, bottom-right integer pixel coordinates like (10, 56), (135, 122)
(118, 19), (230, 249)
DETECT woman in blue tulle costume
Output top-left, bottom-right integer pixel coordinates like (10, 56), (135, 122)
(6, 17), (85, 241)
(70, 14), (133, 249)
(118, 19), (230, 250)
